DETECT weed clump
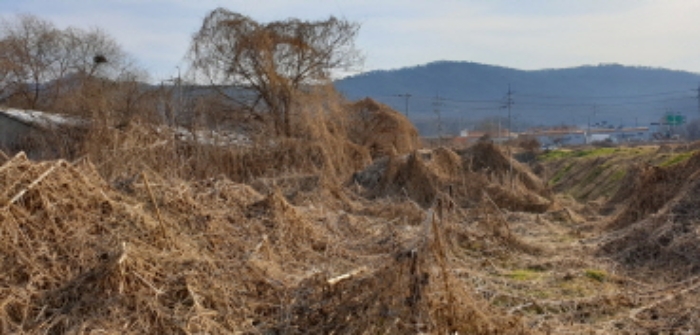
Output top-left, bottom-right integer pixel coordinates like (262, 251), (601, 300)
(584, 269), (607, 282)
(346, 98), (421, 159)
(352, 143), (552, 213)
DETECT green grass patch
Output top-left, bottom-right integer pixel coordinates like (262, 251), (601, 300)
(550, 163), (574, 185)
(609, 169), (626, 182)
(539, 147), (621, 161)
(584, 269), (607, 282)
(539, 149), (574, 161)
(659, 151), (695, 167)
(506, 269), (541, 281)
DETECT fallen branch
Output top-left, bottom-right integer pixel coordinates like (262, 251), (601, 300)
(328, 266), (368, 286)
(509, 302), (534, 314)
(5, 162), (61, 207)
(0, 151), (28, 175)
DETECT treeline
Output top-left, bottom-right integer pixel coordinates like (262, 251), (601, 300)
(0, 10), (427, 186)
(0, 9), (362, 136)
(0, 14), (153, 125)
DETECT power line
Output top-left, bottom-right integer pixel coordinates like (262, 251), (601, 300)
(512, 96), (694, 108)
(377, 89), (693, 104)
(381, 93), (694, 110)
(517, 90), (690, 100)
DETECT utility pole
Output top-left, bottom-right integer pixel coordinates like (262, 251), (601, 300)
(506, 84), (514, 140)
(395, 93), (412, 118)
(176, 66), (182, 126)
(160, 67), (182, 126)
(433, 94), (444, 139)
(696, 83), (700, 116)
(587, 104), (597, 144)
(504, 84), (514, 190)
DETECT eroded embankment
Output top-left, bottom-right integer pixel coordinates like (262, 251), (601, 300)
(535, 144), (700, 332)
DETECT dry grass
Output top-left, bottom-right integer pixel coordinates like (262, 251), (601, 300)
(346, 98), (421, 159)
(352, 142), (552, 213)
(0, 87), (545, 333)
(0, 150), (535, 334)
(7, 81), (700, 333)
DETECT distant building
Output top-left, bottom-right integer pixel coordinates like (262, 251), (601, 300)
(0, 108), (87, 159)
(516, 126), (651, 147)
(586, 127), (650, 143)
(449, 126), (654, 148)
(0, 110), (34, 153)
(522, 128), (586, 147)
(452, 129), (515, 146)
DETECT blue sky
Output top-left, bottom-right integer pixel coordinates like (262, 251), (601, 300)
(2, 0), (700, 81)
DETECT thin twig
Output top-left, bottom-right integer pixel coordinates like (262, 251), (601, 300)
(482, 191), (512, 237)
(142, 172), (171, 246)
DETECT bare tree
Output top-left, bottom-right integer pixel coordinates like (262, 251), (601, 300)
(0, 14), (62, 109)
(187, 8), (362, 136)
(0, 14), (138, 115)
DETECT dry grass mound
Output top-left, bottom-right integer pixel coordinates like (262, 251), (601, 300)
(607, 152), (700, 230)
(346, 98), (420, 159)
(0, 152), (528, 334)
(459, 142), (548, 196)
(351, 150), (454, 208)
(600, 167), (700, 280)
(351, 144), (551, 213)
(596, 173), (700, 333)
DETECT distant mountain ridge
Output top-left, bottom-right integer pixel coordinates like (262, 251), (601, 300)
(334, 61), (700, 136)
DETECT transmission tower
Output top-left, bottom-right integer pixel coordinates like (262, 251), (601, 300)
(504, 84), (515, 189)
(505, 84), (514, 139)
(696, 84), (700, 116)
(395, 93), (412, 117)
(433, 94), (445, 138)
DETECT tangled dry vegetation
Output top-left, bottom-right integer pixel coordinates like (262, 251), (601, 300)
(0, 94), (542, 334)
(0, 144), (533, 333)
(5, 95), (700, 333)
